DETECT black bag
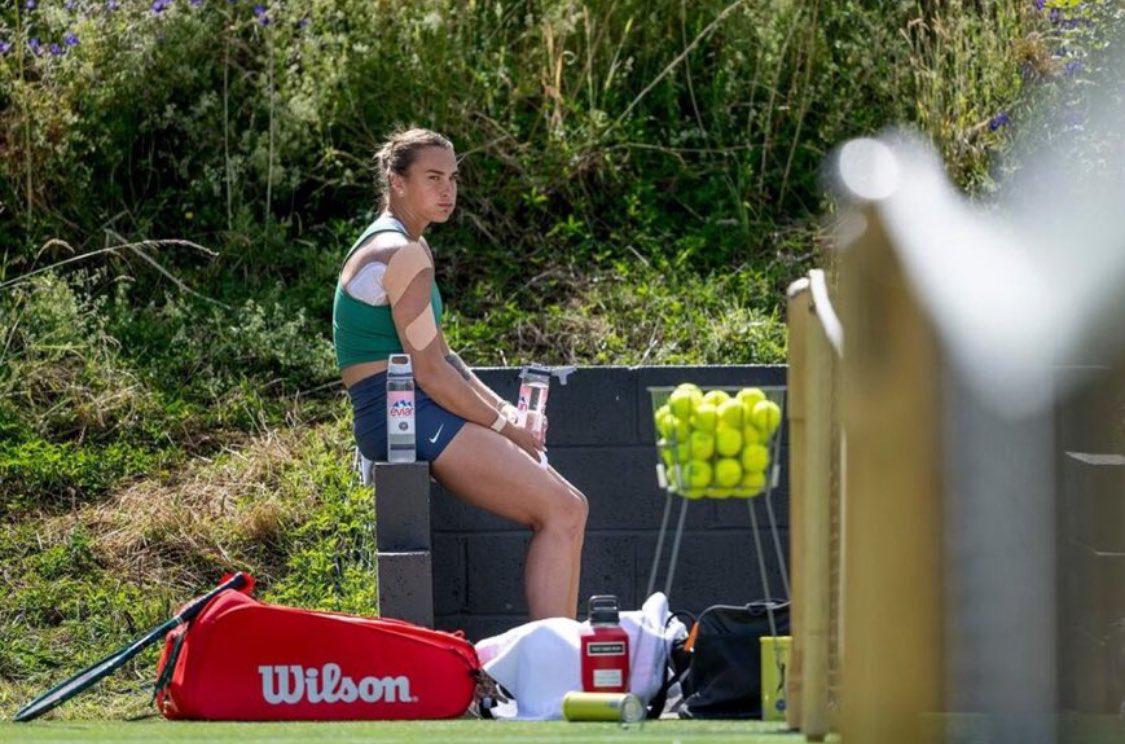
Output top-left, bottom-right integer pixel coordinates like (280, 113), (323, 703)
(679, 600), (790, 719)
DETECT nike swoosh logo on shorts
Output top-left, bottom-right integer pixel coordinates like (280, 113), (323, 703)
(428, 424), (444, 443)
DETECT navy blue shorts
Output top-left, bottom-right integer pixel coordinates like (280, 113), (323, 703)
(348, 371), (468, 463)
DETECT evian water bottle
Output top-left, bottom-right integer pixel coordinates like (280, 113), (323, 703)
(386, 354), (416, 463)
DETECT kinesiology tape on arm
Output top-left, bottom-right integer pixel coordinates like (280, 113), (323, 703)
(404, 305), (439, 349)
(383, 242), (432, 303)
(385, 243), (439, 350)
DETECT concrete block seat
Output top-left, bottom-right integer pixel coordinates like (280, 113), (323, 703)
(363, 458), (435, 628)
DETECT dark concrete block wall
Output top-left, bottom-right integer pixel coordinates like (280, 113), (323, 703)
(431, 364), (790, 642)
(1054, 363), (1125, 714)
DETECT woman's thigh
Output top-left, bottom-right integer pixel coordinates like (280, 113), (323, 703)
(431, 423), (586, 529)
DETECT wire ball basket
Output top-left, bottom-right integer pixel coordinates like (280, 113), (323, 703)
(644, 383), (789, 603)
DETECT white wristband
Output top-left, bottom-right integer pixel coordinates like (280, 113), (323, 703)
(490, 411), (507, 432)
(501, 402), (520, 424)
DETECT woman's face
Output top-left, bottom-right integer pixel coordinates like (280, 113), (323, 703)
(392, 146), (458, 224)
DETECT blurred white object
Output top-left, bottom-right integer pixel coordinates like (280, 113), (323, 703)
(354, 447), (374, 486)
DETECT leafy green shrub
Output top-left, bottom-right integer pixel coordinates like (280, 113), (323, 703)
(2, 1), (1036, 273)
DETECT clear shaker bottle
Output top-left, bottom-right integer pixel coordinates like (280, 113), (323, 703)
(517, 364), (553, 445)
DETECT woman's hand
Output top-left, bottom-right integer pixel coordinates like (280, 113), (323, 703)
(514, 410), (547, 449)
(539, 414), (548, 448)
(502, 421), (544, 461)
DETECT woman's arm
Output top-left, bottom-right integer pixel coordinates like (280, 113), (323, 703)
(440, 339), (508, 409)
(383, 242), (540, 454)
(441, 338), (546, 446)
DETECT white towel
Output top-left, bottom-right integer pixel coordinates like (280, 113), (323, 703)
(474, 592), (687, 720)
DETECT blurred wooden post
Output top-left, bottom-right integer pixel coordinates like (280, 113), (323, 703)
(801, 269), (840, 742)
(785, 277), (810, 732)
(830, 370), (846, 733)
(839, 208), (944, 744)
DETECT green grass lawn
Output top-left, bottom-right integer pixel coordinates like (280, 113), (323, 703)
(0, 719), (809, 743)
(4, 713), (1122, 743)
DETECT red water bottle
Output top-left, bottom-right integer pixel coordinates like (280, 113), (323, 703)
(580, 595), (630, 693)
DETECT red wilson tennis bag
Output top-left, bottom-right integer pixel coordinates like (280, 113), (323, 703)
(153, 576), (480, 720)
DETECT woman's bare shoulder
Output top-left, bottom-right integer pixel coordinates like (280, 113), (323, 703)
(342, 232), (419, 279)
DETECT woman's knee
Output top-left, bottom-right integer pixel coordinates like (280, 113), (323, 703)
(534, 486), (588, 535)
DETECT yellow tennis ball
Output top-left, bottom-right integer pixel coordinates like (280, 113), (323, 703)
(740, 470), (767, 495)
(737, 387), (766, 408)
(715, 458), (742, 488)
(710, 488), (735, 499)
(717, 399), (744, 430)
(669, 385), (702, 421)
(702, 389), (730, 408)
(684, 460), (712, 488)
(690, 430), (715, 460)
(682, 487), (706, 500)
(675, 441), (692, 463)
(751, 400), (782, 436)
(660, 447), (675, 469)
(741, 444), (769, 472)
(742, 425), (762, 448)
(715, 426), (743, 457)
(692, 403), (718, 432)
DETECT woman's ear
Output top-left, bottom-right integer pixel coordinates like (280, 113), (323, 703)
(389, 171), (405, 196)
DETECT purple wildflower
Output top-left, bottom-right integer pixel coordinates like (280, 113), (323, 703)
(28, 37), (41, 54)
(190, 0), (202, 6)
(1034, 0), (1045, 10)
(298, 16), (310, 28)
(0, 41), (11, 55)
(1049, 8), (1061, 23)
(106, 0), (119, 9)
(1062, 107), (1086, 129)
(64, 32), (79, 47)
(25, 0), (36, 9)
(65, 0), (77, 9)
(1065, 60), (1083, 77)
(152, 0), (170, 13)
(48, 42), (63, 56)
(988, 112), (1011, 132)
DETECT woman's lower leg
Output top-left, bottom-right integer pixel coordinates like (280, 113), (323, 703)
(524, 524), (581, 619)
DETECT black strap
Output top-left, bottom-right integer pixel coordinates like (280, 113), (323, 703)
(646, 662), (689, 719)
(645, 611), (696, 719)
(151, 630), (188, 704)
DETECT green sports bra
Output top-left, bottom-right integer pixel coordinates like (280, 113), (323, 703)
(332, 215), (444, 369)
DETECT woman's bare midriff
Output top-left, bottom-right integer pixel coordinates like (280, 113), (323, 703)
(341, 359), (389, 390)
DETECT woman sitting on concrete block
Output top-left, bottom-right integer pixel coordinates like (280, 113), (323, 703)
(333, 127), (588, 620)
